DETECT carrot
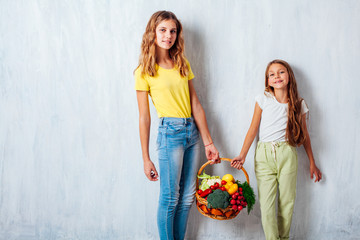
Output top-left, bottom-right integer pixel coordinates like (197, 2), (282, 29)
(200, 205), (209, 214)
(210, 209), (223, 216)
(225, 210), (234, 218)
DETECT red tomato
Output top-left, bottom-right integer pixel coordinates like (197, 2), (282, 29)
(234, 192), (240, 196)
(232, 195), (237, 200)
(230, 199), (236, 205)
(238, 205), (243, 211)
(221, 180), (227, 185)
(236, 200), (241, 205)
(210, 185), (216, 190)
(239, 187), (243, 192)
(214, 182), (219, 188)
(232, 205), (238, 210)
(197, 189), (203, 195)
(220, 187), (226, 191)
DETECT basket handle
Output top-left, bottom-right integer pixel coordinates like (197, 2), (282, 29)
(196, 158), (250, 190)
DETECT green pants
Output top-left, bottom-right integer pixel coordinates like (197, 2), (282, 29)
(255, 142), (298, 240)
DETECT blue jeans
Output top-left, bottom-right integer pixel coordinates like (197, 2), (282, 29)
(156, 117), (201, 240)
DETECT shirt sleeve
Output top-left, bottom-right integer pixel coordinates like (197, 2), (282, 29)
(186, 60), (195, 80)
(134, 67), (149, 91)
(301, 99), (309, 115)
(255, 93), (265, 109)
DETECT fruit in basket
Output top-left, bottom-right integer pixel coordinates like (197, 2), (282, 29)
(207, 189), (230, 209)
(222, 174), (235, 183)
(227, 183), (238, 195)
(210, 182), (220, 190)
(224, 181), (233, 190)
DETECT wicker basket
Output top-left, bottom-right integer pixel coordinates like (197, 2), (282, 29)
(195, 158), (250, 220)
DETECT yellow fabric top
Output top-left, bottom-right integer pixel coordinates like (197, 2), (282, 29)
(134, 60), (195, 118)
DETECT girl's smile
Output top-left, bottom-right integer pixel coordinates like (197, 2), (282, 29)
(268, 63), (289, 90)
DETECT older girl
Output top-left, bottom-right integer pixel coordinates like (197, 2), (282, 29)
(135, 11), (219, 240)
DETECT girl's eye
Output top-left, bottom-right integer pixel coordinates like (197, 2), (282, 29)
(171, 30), (177, 34)
(269, 74), (274, 77)
(280, 71), (285, 74)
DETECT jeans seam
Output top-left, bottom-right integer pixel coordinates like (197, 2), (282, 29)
(165, 132), (171, 240)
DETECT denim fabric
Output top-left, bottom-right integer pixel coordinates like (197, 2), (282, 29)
(156, 117), (200, 240)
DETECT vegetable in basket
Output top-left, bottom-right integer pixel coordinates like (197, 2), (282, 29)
(236, 181), (256, 214)
(198, 171), (221, 191)
(207, 189), (230, 209)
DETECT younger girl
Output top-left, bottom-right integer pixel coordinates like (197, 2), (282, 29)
(134, 11), (219, 240)
(231, 59), (322, 240)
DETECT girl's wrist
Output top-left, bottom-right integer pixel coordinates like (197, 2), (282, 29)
(143, 155), (151, 162)
(204, 142), (213, 148)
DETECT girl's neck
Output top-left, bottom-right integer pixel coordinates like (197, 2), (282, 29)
(156, 47), (174, 69)
(273, 89), (289, 103)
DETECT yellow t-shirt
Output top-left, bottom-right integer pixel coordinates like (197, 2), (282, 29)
(134, 61), (195, 118)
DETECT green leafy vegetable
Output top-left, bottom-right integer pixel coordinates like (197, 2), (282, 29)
(207, 189), (230, 209)
(236, 181), (256, 214)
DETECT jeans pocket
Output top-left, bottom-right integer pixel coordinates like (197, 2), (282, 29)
(166, 123), (185, 135)
(157, 126), (166, 150)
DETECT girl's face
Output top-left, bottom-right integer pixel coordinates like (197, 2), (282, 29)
(267, 63), (289, 90)
(155, 19), (177, 50)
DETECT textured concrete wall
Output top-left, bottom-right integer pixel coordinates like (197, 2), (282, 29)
(1, 0), (359, 239)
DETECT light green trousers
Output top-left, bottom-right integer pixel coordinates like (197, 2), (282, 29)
(255, 142), (298, 240)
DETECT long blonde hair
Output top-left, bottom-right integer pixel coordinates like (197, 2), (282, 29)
(265, 59), (306, 146)
(136, 11), (188, 77)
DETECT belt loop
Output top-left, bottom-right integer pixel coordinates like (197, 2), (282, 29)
(160, 117), (164, 125)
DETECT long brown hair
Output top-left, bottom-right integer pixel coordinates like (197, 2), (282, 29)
(136, 11), (188, 77)
(265, 59), (306, 146)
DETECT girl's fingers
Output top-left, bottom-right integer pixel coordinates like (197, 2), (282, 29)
(317, 170), (322, 182)
(149, 169), (159, 181)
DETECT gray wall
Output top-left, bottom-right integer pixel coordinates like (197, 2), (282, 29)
(1, 0), (359, 239)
